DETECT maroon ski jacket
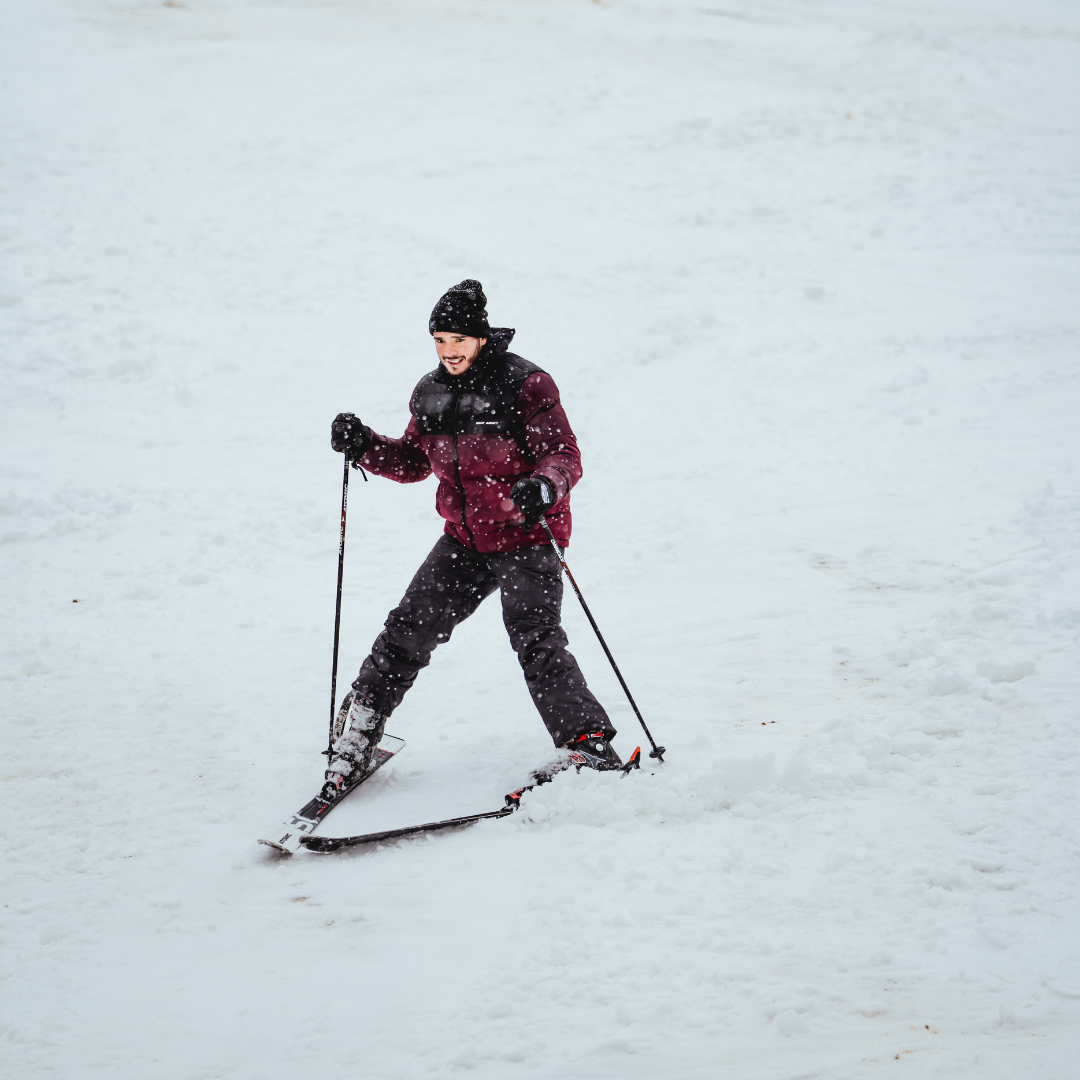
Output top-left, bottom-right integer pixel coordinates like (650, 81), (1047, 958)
(356, 330), (581, 553)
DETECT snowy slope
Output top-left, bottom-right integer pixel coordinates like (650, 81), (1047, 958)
(2, 0), (1079, 1076)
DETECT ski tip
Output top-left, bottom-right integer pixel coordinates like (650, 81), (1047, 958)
(621, 747), (642, 773)
(299, 836), (338, 853)
(256, 838), (294, 856)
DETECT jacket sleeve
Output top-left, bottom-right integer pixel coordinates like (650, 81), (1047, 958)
(517, 372), (582, 503)
(356, 416), (432, 483)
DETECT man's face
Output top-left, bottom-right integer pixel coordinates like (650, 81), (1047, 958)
(433, 332), (486, 376)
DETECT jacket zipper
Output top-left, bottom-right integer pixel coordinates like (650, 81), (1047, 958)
(451, 390), (478, 550)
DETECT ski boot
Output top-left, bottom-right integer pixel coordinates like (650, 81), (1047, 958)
(323, 692), (387, 799)
(531, 731), (638, 785)
(525, 733), (641, 794)
(564, 731), (624, 772)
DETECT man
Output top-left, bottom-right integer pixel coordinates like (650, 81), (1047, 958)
(326, 279), (619, 797)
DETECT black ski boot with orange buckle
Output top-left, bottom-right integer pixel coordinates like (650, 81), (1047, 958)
(564, 731), (635, 772)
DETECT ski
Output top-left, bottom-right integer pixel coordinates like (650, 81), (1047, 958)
(257, 733), (404, 854)
(301, 745), (642, 854)
(300, 792), (522, 853)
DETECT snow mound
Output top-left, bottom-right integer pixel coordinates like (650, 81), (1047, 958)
(516, 748), (836, 829)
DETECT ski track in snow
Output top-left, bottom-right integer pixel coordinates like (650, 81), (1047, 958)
(2, 0), (1079, 1076)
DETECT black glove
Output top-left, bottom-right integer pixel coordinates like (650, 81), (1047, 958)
(511, 476), (555, 529)
(330, 412), (371, 460)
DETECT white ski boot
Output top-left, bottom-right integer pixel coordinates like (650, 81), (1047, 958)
(323, 692), (388, 799)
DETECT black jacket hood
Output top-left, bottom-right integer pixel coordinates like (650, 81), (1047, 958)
(481, 327), (515, 357)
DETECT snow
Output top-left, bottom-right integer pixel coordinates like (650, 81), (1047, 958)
(2, 0), (1079, 1076)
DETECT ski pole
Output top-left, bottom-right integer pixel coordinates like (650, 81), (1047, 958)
(537, 516), (665, 761)
(326, 456), (351, 761)
(325, 457), (366, 760)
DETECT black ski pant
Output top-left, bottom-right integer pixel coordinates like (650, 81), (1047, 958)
(351, 534), (613, 747)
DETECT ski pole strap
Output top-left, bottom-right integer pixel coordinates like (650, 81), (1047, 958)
(538, 517), (665, 762)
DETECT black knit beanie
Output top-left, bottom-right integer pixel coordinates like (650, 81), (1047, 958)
(428, 279), (491, 338)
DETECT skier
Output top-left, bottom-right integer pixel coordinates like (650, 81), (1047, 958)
(326, 279), (620, 797)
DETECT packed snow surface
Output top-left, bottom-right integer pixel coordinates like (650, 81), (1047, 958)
(2, 0), (1079, 1076)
